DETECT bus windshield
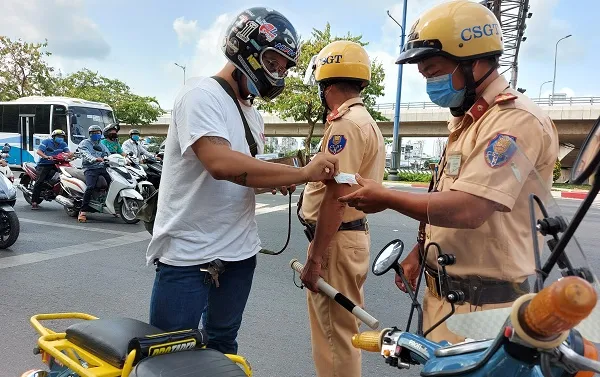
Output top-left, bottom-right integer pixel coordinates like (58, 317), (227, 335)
(69, 106), (116, 144)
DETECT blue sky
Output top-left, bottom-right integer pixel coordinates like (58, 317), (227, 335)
(1, 0), (597, 111)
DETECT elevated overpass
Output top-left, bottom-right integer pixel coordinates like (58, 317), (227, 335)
(123, 96), (600, 167)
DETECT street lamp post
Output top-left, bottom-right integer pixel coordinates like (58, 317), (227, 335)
(538, 80), (552, 99)
(387, 0), (408, 181)
(551, 34), (572, 99)
(174, 62), (186, 85)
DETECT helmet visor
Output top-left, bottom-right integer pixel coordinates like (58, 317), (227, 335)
(259, 48), (291, 80)
(302, 55), (318, 86)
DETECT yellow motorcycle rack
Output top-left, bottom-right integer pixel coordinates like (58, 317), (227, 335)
(30, 312), (253, 377)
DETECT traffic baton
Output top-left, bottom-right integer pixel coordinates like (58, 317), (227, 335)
(290, 259), (380, 330)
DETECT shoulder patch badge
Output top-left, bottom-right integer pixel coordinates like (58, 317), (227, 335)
(327, 135), (347, 155)
(485, 133), (517, 168)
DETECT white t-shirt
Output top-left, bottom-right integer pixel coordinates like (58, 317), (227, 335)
(146, 76), (265, 266)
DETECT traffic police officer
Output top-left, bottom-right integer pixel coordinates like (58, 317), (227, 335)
(338, 0), (559, 343)
(299, 40), (385, 377)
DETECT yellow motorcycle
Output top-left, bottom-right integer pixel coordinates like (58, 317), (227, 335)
(21, 312), (252, 377)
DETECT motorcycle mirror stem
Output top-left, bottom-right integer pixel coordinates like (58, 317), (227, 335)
(391, 263), (425, 336)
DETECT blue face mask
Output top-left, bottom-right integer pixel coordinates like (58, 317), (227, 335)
(246, 79), (260, 97)
(132, 135), (140, 141)
(90, 134), (102, 142)
(426, 66), (466, 108)
(54, 137), (64, 144)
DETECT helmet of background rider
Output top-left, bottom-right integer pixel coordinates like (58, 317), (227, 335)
(103, 123), (120, 139)
(395, 0), (503, 114)
(51, 129), (66, 138)
(220, 7), (300, 101)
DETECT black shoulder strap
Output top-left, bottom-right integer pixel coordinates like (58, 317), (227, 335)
(211, 76), (258, 157)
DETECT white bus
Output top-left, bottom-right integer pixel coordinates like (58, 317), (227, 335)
(0, 96), (116, 167)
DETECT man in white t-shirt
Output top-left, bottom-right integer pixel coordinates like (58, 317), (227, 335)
(146, 6), (339, 355)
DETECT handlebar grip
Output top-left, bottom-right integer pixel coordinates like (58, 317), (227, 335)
(520, 276), (596, 340)
(290, 259), (380, 330)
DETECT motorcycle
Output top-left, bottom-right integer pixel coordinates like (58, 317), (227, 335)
(17, 151), (72, 205)
(0, 165), (19, 249)
(351, 118), (600, 377)
(54, 153), (145, 224)
(124, 153), (156, 200)
(20, 313), (253, 377)
(141, 155), (162, 190)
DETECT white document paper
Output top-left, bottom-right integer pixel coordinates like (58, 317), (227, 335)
(334, 172), (358, 185)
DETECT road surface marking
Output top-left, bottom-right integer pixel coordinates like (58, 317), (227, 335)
(0, 231), (151, 270)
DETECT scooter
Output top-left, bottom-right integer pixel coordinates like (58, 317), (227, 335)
(125, 153), (156, 200)
(351, 119), (600, 377)
(55, 154), (144, 224)
(21, 314), (253, 377)
(0, 166), (19, 249)
(17, 152), (72, 205)
(141, 155), (162, 189)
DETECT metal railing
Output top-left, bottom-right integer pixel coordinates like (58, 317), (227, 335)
(155, 96), (600, 121)
(373, 96), (600, 112)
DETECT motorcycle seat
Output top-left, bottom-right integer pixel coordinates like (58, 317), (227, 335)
(63, 167), (108, 189)
(24, 162), (37, 170)
(66, 318), (163, 369)
(129, 349), (248, 377)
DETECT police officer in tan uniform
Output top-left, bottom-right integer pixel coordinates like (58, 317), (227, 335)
(339, 0), (559, 344)
(299, 40), (385, 377)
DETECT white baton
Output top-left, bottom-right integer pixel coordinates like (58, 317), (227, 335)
(290, 259), (380, 330)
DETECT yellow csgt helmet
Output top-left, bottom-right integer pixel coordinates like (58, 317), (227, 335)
(396, 0), (503, 65)
(307, 40), (371, 88)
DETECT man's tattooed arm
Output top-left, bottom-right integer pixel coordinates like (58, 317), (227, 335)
(205, 136), (231, 146)
(203, 137), (249, 186)
(232, 172), (248, 186)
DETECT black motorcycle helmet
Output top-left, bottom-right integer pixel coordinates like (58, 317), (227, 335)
(221, 7), (300, 101)
(103, 123), (120, 139)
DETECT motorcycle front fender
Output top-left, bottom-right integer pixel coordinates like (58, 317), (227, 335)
(0, 203), (15, 212)
(120, 188), (144, 201)
(137, 181), (154, 192)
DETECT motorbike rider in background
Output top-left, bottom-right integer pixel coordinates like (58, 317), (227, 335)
(77, 125), (112, 222)
(31, 129), (73, 210)
(122, 129), (159, 164)
(101, 123), (127, 157)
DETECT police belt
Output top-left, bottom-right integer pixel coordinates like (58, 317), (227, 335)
(424, 264), (530, 306)
(297, 190), (367, 242)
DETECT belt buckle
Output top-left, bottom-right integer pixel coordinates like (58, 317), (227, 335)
(425, 270), (441, 300)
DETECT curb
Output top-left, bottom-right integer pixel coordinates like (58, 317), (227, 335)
(385, 182), (596, 203)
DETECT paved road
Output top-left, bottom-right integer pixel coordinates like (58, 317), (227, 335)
(1, 186), (599, 376)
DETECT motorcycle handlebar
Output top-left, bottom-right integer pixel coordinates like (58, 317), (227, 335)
(519, 277), (596, 343)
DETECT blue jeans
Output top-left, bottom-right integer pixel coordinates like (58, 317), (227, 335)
(149, 255), (257, 354)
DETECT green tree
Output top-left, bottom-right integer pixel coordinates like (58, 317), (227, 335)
(553, 159), (562, 182)
(258, 23), (386, 156)
(0, 37), (56, 101)
(55, 69), (164, 126)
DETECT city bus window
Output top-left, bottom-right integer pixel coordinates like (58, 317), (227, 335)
(1, 105), (19, 133)
(35, 105), (51, 134)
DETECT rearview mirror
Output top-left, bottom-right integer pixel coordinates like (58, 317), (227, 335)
(129, 152), (134, 156)
(372, 239), (404, 276)
(571, 115), (600, 184)
(70, 115), (78, 125)
(303, 55), (318, 86)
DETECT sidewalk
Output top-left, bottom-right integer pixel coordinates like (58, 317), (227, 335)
(384, 180), (597, 202)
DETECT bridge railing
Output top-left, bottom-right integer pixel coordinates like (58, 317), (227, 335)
(372, 96), (600, 112)
(155, 96), (600, 124)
